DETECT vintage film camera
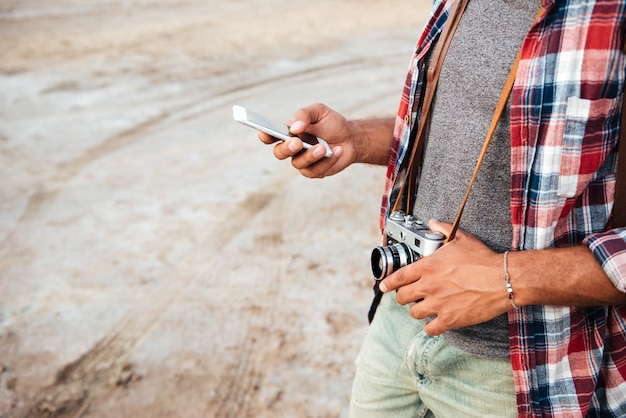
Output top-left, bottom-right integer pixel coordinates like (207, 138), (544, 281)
(371, 211), (445, 280)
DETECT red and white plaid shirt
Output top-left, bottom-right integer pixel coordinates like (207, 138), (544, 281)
(381, 0), (626, 415)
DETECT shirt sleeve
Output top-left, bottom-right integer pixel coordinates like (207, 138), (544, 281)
(583, 228), (626, 293)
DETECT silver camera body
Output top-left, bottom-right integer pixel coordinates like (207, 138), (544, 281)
(370, 211), (445, 280)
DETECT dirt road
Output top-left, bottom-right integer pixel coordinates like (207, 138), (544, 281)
(0, 1), (430, 416)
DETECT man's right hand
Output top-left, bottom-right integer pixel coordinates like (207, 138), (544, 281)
(258, 103), (357, 178)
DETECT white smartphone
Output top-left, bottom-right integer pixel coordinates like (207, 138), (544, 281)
(232, 105), (333, 158)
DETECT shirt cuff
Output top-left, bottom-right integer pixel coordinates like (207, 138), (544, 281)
(583, 228), (626, 293)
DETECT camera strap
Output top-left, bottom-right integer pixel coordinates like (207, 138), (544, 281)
(445, 24), (536, 242)
(369, 0), (471, 324)
(393, 0), (470, 217)
(393, 5), (545, 243)
(443, 7), (626, 234)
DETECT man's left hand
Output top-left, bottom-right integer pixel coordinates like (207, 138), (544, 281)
(378, 220), (513, 336)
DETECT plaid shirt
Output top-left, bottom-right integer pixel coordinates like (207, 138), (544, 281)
(381, 0), (626, 415)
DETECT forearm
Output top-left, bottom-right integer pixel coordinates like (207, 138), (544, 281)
(508, 246), (626, 307)
(349, 117), (395, 166)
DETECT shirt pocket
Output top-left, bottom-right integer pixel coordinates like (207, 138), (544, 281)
(558, 96), (620, 198)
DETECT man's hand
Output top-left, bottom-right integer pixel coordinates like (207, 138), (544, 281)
(378, 220), (512, 336)
(378, 220), (626, 336)
(258, 103), (356, 178)
(259, 103), (394, 177)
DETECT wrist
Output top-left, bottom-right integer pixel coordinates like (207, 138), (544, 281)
(348, 117), (394, 165)
(346, 119), (366, 164)
(503, 251), (519, 309)
(503, 247), (626, 307)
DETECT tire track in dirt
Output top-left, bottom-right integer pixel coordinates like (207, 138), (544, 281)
(6, 184), (288, 418)
(0, 53), (396, 253)
(1, 50), (403, 417)
(193, 182), (289, 416)
(207, 233), (287, 418)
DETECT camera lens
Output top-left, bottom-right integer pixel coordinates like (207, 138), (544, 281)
(370, 243), (416, 280)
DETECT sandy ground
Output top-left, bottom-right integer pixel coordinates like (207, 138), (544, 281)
(0, 1), (431, 417)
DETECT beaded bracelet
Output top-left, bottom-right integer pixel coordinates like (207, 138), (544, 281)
(503, 251), (519, 309)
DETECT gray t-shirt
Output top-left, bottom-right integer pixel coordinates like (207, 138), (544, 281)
(413, 0), (537, 359)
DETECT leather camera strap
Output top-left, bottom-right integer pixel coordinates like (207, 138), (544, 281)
(445, 30), (531, 241)
(444, 6), (626, 238)
(392, 4), (545, 243)
(392, 0), (470, 214)
(445, 6), (624, 235)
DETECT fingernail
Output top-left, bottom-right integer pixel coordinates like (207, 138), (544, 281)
(379, 282), (388, 292)
(288, 139), (301, 152)
(312, 144), (326, 158)
(290, 120), (304, 132)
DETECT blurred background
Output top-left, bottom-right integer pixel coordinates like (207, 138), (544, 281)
(0, 1), (430, 416)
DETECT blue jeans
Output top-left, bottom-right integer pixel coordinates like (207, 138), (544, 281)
(350, 292), (517, 417)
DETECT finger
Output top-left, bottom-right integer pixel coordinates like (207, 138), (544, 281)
(288, 104), (329, 135)
(427, 219), (453, 238)
(407, 298), (449, 336)
(395, 283), (427, 306)
(287, 120), (307, 134)
(258, 131), (281, 145)
(294, 146), (344, 179)
(429, 219), (486, 249)
(379, 262), (422, 293)
(270, 138), (304, 160)
(423, 318), (446, 336)
(408, 299), (435, 321)
(290, 143), (329, 168)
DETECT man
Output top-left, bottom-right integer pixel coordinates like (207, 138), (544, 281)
(259, 0), (626, 415)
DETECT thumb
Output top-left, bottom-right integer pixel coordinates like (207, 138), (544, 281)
(288, 104), (330, 135)
(427, 219), (453, 239)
